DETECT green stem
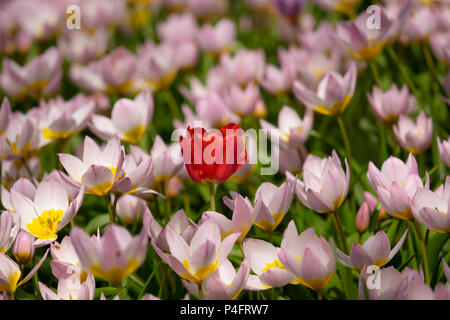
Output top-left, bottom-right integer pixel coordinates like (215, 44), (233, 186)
(163, 89), (181, 119)
(317, 290), (322, 300)
(161, 181), (170, 222)
(209, 183), (216, 212)
(104, 195), (116, 225)
(137, 262), (160, 299)
(422, 43), (446, 96)
(337, 116), (352, 164)
(369, 60), (382, 88)
(238, 242), (245, 260)
(268, 231), (273, 245)
(158, 264), (168, 299)
(387, 47), (419, 97)
(413, 220), (430, 285)
(331, 212), (348, 253)
(198, 283), (203, 300)
(183, 183), (191, 217)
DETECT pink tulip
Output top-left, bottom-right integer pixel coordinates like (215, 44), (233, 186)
(430, 31), (450, 63)
(367, 153), (423, 220)
(437, 137), (450, 168)
(411, 177), (450, 234)
(0, 47), (62, 99)
(393, 111), (433, 154)
(337, 230), (408, 269)
(195, 93), (240, 128)
(220, 49), (265, 87)
(58, 136), (127, 196)
(149, 209), (197, 254)
(182, 259), (250, 300)
(0, 97), (11, 136)
(157, 13), (198, 44)
(364, 191), (378, 212)
(1, 178), (37, 212)
(278, 222), (335, 292)
(116, 194), (148, 224)
(10, 176), (85, 246)
(0, 211), (20, 253)
(243, 239), (294, 290)
(293, 63), (357, 116)
(203, 192), (257, 243)
(12, 230), (35, 264)
(252, 180), (295, 232)
(316, 0), (362, 15)
(197, 19), (236, 54)
(130, 136), (183, 184)
(38, 95), (95, 142)
(260, 106), (313, 149)
(70, 224), (148, 286)
(0, 248), (48, 293)
(1, 158), (40, 189)
(187, 0), (228, 18)
(50, 236), (87, 281)
(367, 84), (411, 123)
(401, 6), (438, 44)
(355, 203), (370, 234)
(58, 29), (110, 64)
(224, 83), (260, 117)
(153, 219), (239, 284)
(89, 90), (153, 145)
(39, 273), (95, 300)
(288, 150), (349, 214)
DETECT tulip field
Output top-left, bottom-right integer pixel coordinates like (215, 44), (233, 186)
(0, 0), (450, 302)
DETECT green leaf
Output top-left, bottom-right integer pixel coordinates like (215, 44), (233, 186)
(85, 214), (110, 234)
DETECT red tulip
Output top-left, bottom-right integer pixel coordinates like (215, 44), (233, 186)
(179, 123), (247, 184)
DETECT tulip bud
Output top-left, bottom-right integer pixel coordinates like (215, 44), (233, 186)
(116, 194), (148, 224)
(356, 202), (370, 234)
(166, 177), (182, 198)
(253, 99), (267, 118)
(13, 231), (35, 264)
(363, 191), (378, 213)
(378, 208), (388, 221)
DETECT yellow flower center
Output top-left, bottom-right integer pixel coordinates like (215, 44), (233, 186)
(123, 125), (146, 145)
(26, 209), (64, 240)
(261, 259), (285, 273)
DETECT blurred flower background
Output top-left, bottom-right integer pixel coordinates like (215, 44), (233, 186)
(0, 0), (449, 300)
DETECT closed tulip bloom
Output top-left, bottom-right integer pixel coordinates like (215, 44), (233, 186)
(102, 47), (137, 93)
(288, 150), (349, 214)
(197, 19), (236, 54)
(70, 225), (148, 286)
(243, 239), (294, 290)
(355, 202), (370, 234)
(154, 219), (240, 284)
(293, 63), (357, 116)
(0, 249), (48, 293)
(39, 273), (95, 300)
(337, 230), (408, 269)
(50, 236), (88, 281)
(367, 84), (410, 123)
(275, 0), (306, 18)
(0, 211), (20, 253)
(430, 31), (450, 63)
(116, 194), (148, 224)
(260, 106), (313, 149)
(411, 177), (450, 234)
(278, 222), (335, 292)
(252, 181), (295, 232)
(12, 231), (35, 264)
(393, 111), (433, 154)
(183, 259), (250, 300)
(437, 137), (450, 168)
(11, 177), (85, 246)
(0, 47), (62, 99)
(58, 136), (126, 196)
(90, 90), (153, 145)
(367, 154), (423, 220)
(180, 124), (247, 184)
(364, 191), (378, 213)
(204, 192), (257, 243)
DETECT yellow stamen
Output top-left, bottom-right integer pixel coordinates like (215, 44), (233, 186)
(26, 209), (64, 240)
